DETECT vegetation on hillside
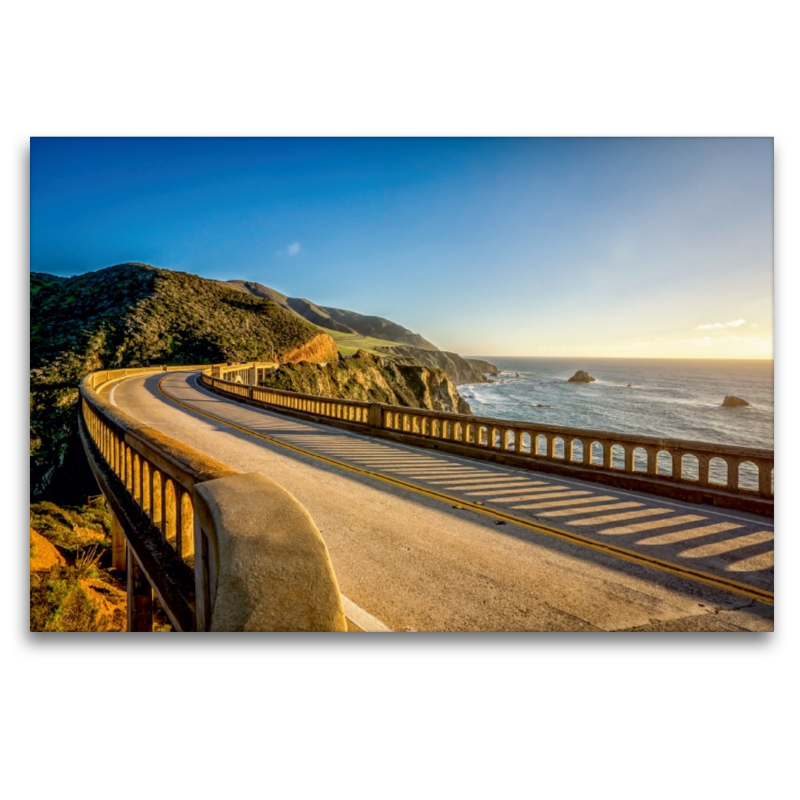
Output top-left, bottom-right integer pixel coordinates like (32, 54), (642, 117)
(318, 327), (405, 356)
(30, 262), (323, 499)
(29, 498), (128, 632)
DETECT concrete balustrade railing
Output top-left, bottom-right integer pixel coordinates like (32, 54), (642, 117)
(199, 370), (774, 516)
(78, 366), (347, 632)
(211, 361), (279, 385)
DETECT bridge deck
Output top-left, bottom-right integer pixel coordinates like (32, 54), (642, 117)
(105, 370), (773, 632)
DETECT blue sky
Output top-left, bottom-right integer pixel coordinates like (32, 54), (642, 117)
(30, 137), (773, 358)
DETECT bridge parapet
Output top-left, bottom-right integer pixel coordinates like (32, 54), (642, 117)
(200, 371), (774, 516)
(79, 367), (346, 632)
(211, 361), (278, 385)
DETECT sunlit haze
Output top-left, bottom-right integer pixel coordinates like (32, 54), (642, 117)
(31, 137), (773, 359)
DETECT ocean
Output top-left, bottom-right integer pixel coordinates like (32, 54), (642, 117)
(459, 357), (774, 452)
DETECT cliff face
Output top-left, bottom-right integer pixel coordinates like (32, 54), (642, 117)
(283, 333), (340, 364)
(465, 358), (500, 376)
(378, 345), (492, 385)
(260, 350), (471, 414)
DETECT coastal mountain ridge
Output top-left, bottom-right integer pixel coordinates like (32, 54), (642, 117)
(222, 278), (439, 350)
(222, 278), (494, 385)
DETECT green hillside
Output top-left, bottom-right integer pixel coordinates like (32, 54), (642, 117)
(30, 263), (323, 499)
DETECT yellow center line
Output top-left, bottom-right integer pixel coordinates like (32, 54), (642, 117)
(156, 376), (774, 606)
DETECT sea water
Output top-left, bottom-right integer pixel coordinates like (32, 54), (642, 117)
(458, 358), (773, 487)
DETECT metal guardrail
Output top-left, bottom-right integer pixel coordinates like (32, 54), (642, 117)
(199, 369), (774, 515)
(78, 366), (347, 632)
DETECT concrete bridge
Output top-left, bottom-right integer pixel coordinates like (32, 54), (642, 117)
(78, 365), (774, 632)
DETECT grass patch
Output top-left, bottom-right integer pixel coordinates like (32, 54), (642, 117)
(317, 327), (403, 357)
(30, 499), (111, 559)
(30, 498), (128, 632)
(30, 566), (113, 632)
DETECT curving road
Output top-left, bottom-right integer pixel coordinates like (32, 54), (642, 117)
(105, 370), (774, 632)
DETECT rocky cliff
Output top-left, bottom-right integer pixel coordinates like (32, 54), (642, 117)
(465, 358), (500, 376)
(260, 350), (471, 414)
(378, 345), (492, 385)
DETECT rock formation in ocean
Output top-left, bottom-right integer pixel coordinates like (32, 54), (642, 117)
(721, 395), (751, 408)
(567, 370), (596, 383)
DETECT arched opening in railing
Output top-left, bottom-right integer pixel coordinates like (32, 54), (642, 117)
(633, 446), (648, 472)
(590, 441), (603, 466)
(681, 454), (699, 481)
(125, 446), (133, 491)
(133, 453), (143, 503)
(657, 450), (673, 476)
(569, 439), (584, 463)
(535, 434), (547, 456)
(611, 444), (625, 470)
(553, 436), (565, 460)
(708, 456), (728, 486)
(151, 470), (163, 533)
(738, 460), (759, 491)
(520, 432), (531, 453)
(142, 461), (151, 515)
(180, 491), (194, 565)
(164, 478), (177, 547)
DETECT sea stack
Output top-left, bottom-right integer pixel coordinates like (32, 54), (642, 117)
(568, 370), (596, 383)
(721, 395), (750, 408)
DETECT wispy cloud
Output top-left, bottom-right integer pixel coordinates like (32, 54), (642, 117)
(693, 334), (762, 345)
(275, 242), (301, 257)
(696, 319), (746, 330)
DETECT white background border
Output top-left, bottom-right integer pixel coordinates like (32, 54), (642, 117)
(6, 2), (795, 797)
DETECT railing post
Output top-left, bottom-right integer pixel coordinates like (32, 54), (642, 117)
(697, 454), (711, 487)
(726, 457), (739, 491)
(758, 460), (772, 497)
(644, 446), (657, 476)
(623, 446), (634, 472)
(126, 547), (153, 632)
(600, 440), (613, 469)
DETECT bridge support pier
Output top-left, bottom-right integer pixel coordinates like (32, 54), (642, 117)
(126, 547), (154, 632)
